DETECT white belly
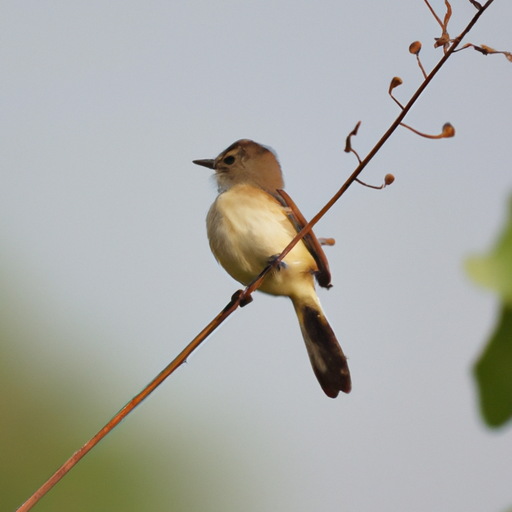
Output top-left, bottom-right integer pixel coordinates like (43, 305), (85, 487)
(206, 183), (317, 298)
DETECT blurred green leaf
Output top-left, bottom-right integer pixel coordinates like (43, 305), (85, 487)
(0, 303), (186, 512)
(473, 305), (512, 427)
(0, 261), (243, 512)
(467, 195), (512, 428)
(466, 196), (512, 305)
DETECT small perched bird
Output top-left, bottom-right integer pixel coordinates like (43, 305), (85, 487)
(193, 139), (351, 397)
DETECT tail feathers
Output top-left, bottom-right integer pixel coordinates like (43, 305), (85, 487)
(294, 301), (351, 398)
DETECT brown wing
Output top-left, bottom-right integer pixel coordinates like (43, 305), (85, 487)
(276, 189), (333, 289)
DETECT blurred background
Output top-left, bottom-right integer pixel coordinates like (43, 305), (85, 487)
(1, 1), (511, 511)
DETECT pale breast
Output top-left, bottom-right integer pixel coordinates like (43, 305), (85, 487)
(206, 184), (317, 295)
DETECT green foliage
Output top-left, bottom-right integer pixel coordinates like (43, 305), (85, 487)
(467, 196), (512, 427)
(0, 304), (181, 512)
(472, 305), (512, 427)
(0, 264), (239, 512)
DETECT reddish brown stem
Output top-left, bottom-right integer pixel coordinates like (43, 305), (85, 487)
(16, 294), (242, 512)
(16, 1), (495, 510)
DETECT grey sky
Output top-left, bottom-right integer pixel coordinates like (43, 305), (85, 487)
(1, 1), (511, 511)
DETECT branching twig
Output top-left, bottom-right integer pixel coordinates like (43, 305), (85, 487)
(344, 121), (394, 189)
(409, 41), (428, 79)
(389, 77), (405, 109)
(455, 42), (512, 62)
(15, 1), (496, 511)
(426, 0), (453, 52)
(400, 122), (456, 139)
(468, 0), (483, 10)
(424, 0), (445, 29)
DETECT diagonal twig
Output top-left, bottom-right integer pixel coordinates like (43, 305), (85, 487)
(15, 1), (496, 510)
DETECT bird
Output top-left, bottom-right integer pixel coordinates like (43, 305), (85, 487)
(193, 139), (351, 397)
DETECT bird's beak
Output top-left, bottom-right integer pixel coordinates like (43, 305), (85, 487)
(192, 159), (215, 169)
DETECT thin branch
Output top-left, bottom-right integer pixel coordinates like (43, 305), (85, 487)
(16, 294), (242, 512)
(454, 42), (512, 62)
(400, 122), (456, 139)
(424, 0), (445, 28)
(468, 0), (483, 10)
(389, 77), (405, 109)
(410, 42), (428, 80)
(257, 0), (493, 282)
(15, 1), (495, 510)
(443, 1), (453, 34)
(416, 56), (428, 79)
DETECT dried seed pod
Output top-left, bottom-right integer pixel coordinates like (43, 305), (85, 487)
(442, 123), (455, 138)
(409, 41), (422, 55)
(384, 174), (395, 186)
(389, 76), (403, 93)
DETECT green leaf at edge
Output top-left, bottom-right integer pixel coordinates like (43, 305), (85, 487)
(474, 304), (512, 427)
(466, 196), (512, 305)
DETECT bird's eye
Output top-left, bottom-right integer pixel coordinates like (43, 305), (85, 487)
(223, 155), (235, 165)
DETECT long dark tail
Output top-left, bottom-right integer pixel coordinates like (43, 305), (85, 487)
(293, 298), (351, 398)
